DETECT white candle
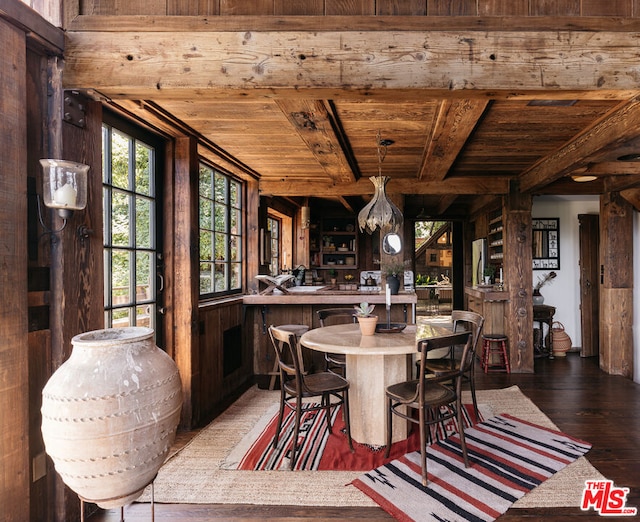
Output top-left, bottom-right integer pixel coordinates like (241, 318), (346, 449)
(499, 268), (503, 282)
(385, 283), (391, 309)
(53, 184), (77, 207)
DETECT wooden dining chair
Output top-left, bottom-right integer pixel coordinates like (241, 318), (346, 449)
(422, 310), (485, 421)
(316, 308), (357, 375)
(385, 331), (473, 486)
(268, 325), (353, 469)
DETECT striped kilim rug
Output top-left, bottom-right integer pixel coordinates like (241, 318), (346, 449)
(352, 413), (592, 522)
(223, 402), (479, 471)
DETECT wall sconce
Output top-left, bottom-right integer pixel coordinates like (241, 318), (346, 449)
(301, 205), (311, 229)
(38, 159), (89, 233)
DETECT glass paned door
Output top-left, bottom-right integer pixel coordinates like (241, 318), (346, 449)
(102, 114), (164, 343)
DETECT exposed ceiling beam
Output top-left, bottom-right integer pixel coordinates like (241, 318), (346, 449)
(583, 162), (640, 175)
(275, 99), (356, 184)
(335, 196), (356, 213)
(435, 194), (459, 215)
(520, 96), (640, 192)
(259, 177), (508, 196)
(604, 174), (640, 192)
(64, 28), (640, 100)
(419, 99), (489, 181)
(620, 188), (640, 211)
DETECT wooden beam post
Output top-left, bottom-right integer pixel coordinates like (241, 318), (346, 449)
(173, 136), (200, 428)
(0, 18), (29, 522)
(503, 181), (534, 373)
(599, 191), (634, 377)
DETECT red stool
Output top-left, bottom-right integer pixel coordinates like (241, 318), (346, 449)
(481, 334), (510, 373)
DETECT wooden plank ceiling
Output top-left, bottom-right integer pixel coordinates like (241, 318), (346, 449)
(64, 17), (640, 217)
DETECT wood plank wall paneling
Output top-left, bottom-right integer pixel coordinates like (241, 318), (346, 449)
(326, 0), (375, 15)
(28, 330), (51, 522)
(0, 17), (30, 522)
(428, 0), (473, 15)
(197, 301), (249, 425)
(377, 0), (426, 15)
(478, 0), (529, 15)
(530, 0), (580, 15)
(168, 0), (220, 15)
(26, 45), (52, 522)
(274, 0), (324, 15)
(220, 0), (273, 15)
(583, 0), (632, 15)
(74, 0), (640, 17)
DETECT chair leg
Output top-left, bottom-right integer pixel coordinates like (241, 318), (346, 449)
(469, 363), (479, 423)
(272, 388), (286, 448)
(419, 406), (428, 487)
(384, 398), (393, 458)
(342, 389), (354, 451)
(456, 399), (470, 468)
(290, 397), (303, 470)
(321, 393), (333, 433)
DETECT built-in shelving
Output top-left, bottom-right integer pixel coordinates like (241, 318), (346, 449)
(310, 217), (358, 269)
(487, 214), (504, 263)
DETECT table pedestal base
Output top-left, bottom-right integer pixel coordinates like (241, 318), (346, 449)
(346, 353), (410, 446)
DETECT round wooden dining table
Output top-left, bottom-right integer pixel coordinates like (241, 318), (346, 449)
(300, 322), (451, 446)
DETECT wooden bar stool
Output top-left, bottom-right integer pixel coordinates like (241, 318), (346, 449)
(268, 324), (310, 390)
(481, 334), (510, 373)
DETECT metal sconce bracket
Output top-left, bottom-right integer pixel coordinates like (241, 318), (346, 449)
(64, 90), (86, 128)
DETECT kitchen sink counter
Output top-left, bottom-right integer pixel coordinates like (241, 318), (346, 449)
(243, 288), (416, 306)
(243, 290), (417, 385)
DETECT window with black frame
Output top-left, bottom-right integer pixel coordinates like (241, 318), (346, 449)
(198, 163), (243, 297)
(267, 215), (281, 276)
(102, 115), (164, 334)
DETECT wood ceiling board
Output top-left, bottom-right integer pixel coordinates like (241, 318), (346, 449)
(332, 100), (441, 121)
(159, 100), (286, 120)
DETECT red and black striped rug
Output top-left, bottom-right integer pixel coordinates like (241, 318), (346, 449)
(352, 413), (592, 521)
(226, 403), (478, 471)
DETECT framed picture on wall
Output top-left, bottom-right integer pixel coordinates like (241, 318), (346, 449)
(532, 218), (560, 269)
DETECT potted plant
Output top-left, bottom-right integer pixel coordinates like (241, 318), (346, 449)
(382, 263), (404, 295)
(483, 265), (495, 285)
(354, 302), (377, 336)
(327, 268), (337, 285)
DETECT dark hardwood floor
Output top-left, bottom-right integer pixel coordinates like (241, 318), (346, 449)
(90, 352), (640, 521)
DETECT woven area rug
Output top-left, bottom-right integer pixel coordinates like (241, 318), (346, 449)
(138, 384), (605, 508)
(352, 413), (592, 521)
(222, 402), (480, 471)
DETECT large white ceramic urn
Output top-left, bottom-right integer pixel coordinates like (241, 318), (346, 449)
(41, 327), (182, 509)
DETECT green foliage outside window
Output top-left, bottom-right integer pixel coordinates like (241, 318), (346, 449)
(199, 163), (243, 296)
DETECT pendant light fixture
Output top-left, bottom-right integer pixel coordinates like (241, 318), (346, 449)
(357, 131), (403, 234)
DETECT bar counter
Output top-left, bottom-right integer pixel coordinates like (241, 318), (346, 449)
(465, 285), (509, 338)
(243, 289), (417, 385)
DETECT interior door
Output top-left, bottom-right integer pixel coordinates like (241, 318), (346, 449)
(578, 214), (599, 357)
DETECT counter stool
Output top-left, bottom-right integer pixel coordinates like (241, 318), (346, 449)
(268, 324), (310, 390)
(481, 334), (510, 373)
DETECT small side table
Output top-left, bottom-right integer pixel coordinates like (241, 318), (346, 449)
(533, 304), (556, 358)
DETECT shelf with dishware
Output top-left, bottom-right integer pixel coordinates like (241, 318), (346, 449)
(310, 217), (358, 269)
(487, 214), (504, 263)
